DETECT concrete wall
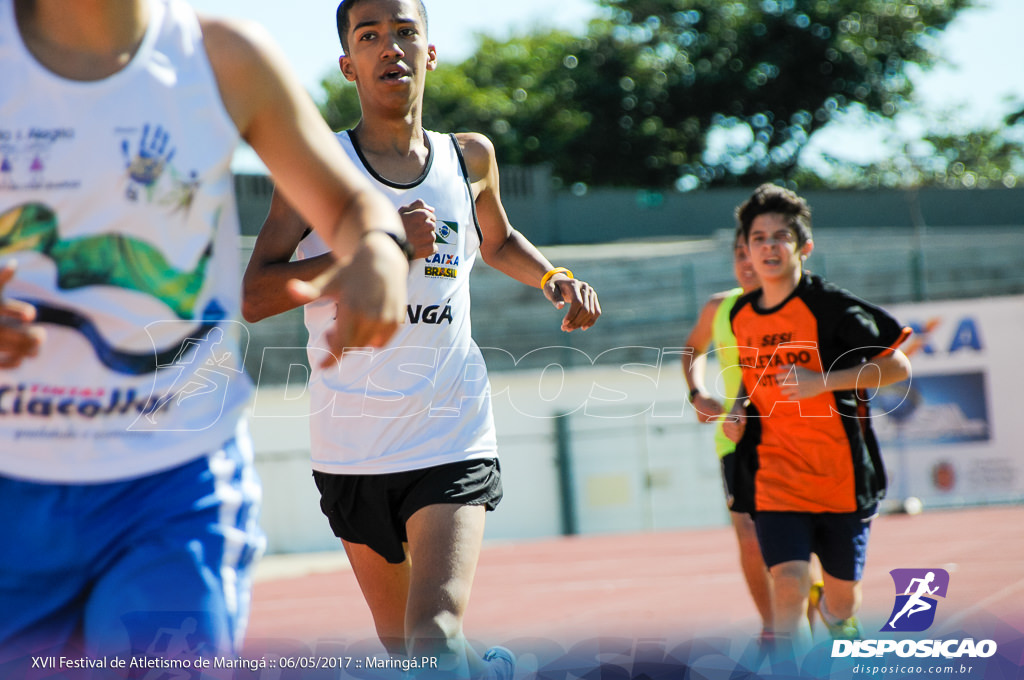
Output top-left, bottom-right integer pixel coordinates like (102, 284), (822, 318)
(249, 363), (728, 555)
(234, 172), (1024, 245)
(529, 186), (1024, 244)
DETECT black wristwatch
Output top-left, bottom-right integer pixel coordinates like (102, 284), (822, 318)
(370, 229), (415, 262)
(688, 387), (701, 403)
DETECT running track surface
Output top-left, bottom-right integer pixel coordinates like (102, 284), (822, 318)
(246, 505), (1024, 665)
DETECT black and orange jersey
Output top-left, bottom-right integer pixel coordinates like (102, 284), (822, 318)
(730, 272), (911, 515)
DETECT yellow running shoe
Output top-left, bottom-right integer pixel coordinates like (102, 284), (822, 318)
(811, 584), (863, 640)
(824, 615), (863, 641)
(807, 581), (824, 630)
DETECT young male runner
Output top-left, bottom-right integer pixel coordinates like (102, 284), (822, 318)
(723, 184), (911, 654)
(684, 229), (825, 644)
(242, 0), (601, 677)
(0, 0), (407, 667)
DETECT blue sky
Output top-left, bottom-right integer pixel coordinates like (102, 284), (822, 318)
(190, 0), (601, 93)
(190, 0), (1024, 173)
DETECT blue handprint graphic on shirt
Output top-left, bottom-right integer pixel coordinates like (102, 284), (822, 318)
(122, 124), (177, 198)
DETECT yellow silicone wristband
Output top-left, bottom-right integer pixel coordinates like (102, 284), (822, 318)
(540, 267), (574, 288)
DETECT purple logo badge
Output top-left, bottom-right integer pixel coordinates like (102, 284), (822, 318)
(881, 568), (950, 632)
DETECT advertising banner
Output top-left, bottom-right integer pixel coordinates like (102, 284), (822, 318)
(877, 295), (1024, 508)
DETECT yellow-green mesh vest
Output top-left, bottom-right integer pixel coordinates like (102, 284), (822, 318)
(711, 288), (745, 457)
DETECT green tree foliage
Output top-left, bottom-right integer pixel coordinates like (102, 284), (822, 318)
(795, 112), (1024, 190)
(321, 76), (361, 132)
(321, 0), (977, 189)
(584, 0), (974, 188)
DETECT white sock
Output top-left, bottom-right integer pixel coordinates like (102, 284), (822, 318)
(818, 592), (843, 626)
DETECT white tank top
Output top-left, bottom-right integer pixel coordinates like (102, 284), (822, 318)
(0, 0), (252, 482)
(299, 130), (497, 474)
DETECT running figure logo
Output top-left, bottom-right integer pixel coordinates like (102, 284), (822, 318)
(881, 568), (950, 632)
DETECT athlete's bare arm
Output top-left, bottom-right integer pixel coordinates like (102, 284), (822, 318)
(683, 295), (728, 422)
(241, 190), (335, 323)
(243, 192), (441, 323)
(457, 132), (601, 331)
(776, 350), (912, 401)
(722, 384), (749, 444)
(199, 16), (408, 350)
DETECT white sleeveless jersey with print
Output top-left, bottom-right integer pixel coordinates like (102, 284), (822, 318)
(0, 0), (252, 482)
(299, 130), (497, 475)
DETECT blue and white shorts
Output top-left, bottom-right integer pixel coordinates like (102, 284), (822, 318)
(0, 436), (264, 670)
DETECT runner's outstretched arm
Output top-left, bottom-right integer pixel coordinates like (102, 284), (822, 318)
(458, 132), (601, 332)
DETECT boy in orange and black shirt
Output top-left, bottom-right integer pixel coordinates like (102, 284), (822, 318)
(724, 184), (912, 653)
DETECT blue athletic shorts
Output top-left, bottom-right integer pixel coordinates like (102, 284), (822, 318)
(754, 511), (872, 581)
(0, 436), (264, 671)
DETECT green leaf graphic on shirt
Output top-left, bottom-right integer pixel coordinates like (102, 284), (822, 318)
(0, 202), (210, 319)
(435, 220), (459, 245)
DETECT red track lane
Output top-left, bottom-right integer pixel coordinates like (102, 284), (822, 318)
(246, 505), (1024, 658)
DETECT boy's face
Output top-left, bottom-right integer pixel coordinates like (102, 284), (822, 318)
(746, 213), (812, 284)
(732, 239), (759, 293)
(339, 0), (436, 110)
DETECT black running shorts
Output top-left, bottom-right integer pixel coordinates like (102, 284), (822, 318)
(312, 458), (503, 564)
(720, 451), (755, 515)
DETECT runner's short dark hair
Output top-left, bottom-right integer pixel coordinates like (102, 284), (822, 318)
(336, 0), (429, 54)
(736, 183), (813, 247)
